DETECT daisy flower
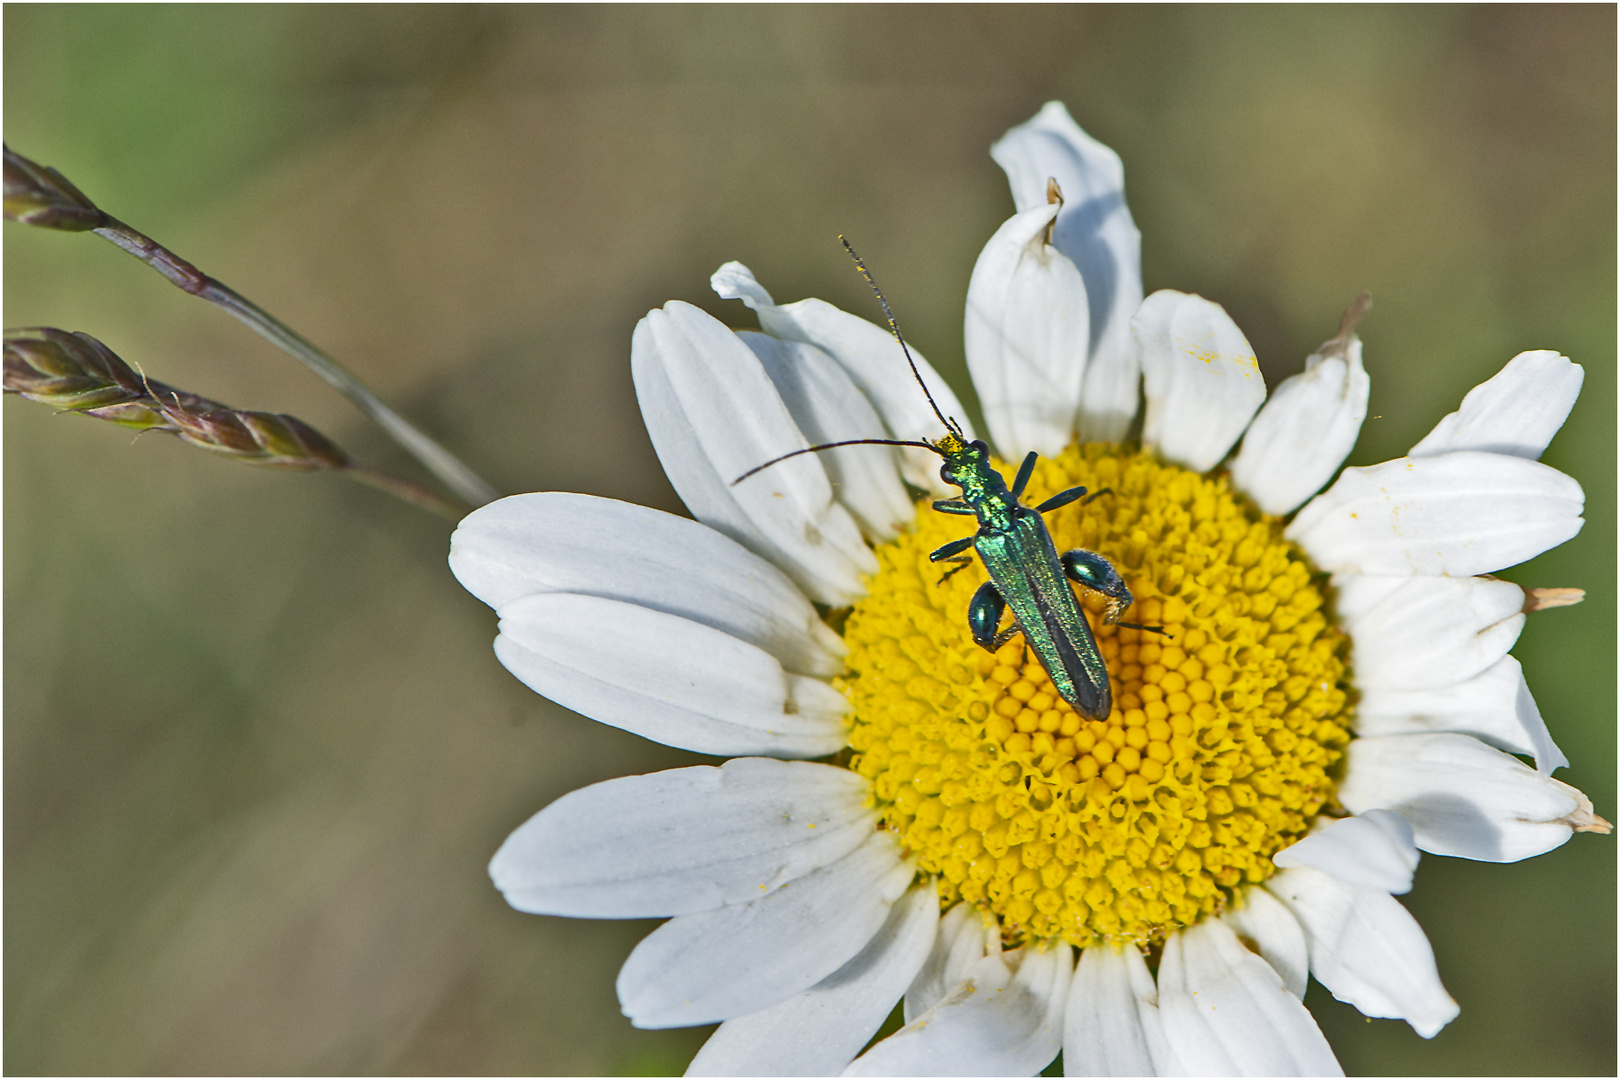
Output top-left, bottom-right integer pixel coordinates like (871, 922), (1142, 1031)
(449, 102), (1607, 1075)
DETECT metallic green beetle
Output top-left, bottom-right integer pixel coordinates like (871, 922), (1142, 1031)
(735, 239), (1158, 721)
(924, 428), (1143, 721)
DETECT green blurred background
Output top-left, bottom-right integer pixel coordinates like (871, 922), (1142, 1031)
(4, 6), (1613, 1075)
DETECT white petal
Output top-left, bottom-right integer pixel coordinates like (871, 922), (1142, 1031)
(1064, 940), (1180, 1075)
(902, 900), (997, 1022)
(1356, 654), (1569, 774)
(495, 593), (847, 758)
(1503, 662), (1570, 775)
(686, 884), (939, 1077)
(1273, 810), (1420, 895)
(1134, 290), (1267, 472)
(711, 260), (777, 309)
(1229, 338), (1369, 515)
(489, 759), (871, 918)
(845, 941), (1072, 1077)
(964, 201), (1088, 459)
(712, 261), (973, 495)
(619, 830), (914, 1028)
(738, 331), (914, 542)
(1219, 886), (1311, 999)
(1156, 919), (1342, 1076)
(1267, 866), (1459, 1038)
(1410, 350), (1583, 461)
(1337, 733), (1583, 861)
(632, 301), (875, 605)
(1335, 573), (1525, 691)
(1285, 450), (1584, 576)
(451, 492), (845, 678)
(990, 101), (1144, 441)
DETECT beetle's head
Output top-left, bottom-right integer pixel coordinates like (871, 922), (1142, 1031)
(934, 435), (991, 487)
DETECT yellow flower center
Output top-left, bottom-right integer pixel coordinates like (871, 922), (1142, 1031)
(839, 444), (1350, 948)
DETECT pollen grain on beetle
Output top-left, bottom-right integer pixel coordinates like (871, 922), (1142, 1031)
(839, 443), (1350, 948)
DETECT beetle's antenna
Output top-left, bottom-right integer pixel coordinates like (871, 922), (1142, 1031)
(732, 437), (938, 485)
(839, 236), (961, 439)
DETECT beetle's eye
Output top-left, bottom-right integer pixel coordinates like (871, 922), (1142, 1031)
(939, 461), (954, 484)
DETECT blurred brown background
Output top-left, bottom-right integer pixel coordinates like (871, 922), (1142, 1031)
(4, 6), (1613, 1075)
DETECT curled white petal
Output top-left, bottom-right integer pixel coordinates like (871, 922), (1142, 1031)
(632, 300), (875, 605)
(844, 941), (1072, 1077)
(1273, 810), (1420, 895)
(712, 261), (972, 495)
(1229, 338), (1368, 515)
(739, 331), (913, 542)
(490, 759), (872, 918)
(1219, 885), (1311, 999)
(495, 593), (847, 759)
(1285, 450), (1584, 576)
(1335, 573), (1525, 691)
(686, 884), (939, 1077)
(1267, 866), (1459, 1038)
(1411, 350), (1583, 460)
(1337, 733), (1586, 862)
(618, 830), (914, 1028)
(1064, 940), (1180, 1075)
(711, 260), (777, 309)
(990, 101), (1144, 441)
(1356, 654), (1569, 774)
(964, 201), (1088, 459)
(1134, 290), (1266, 472)
(1156, 919), (1342, 1075)
(452, 492), (845, 678)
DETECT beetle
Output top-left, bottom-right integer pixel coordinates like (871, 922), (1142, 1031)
(734, 238), (1160, 721)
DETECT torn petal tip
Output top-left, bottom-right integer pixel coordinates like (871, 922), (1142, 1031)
(1572, 813), (1612, 836)
(1553, 781), (1611, 834)
(1523, 587), (1585, 613)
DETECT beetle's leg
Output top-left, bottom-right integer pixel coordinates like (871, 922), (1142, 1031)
(932, 498), (976, 516)
(1062, 549), (1131, 610)
(1010, 451), (1040, 499)
(929, 537), (979, 583)
(1034, 485), (1090, 514)
(929, 535), (976, 563)
(967, 580), (1021, 653)
(1081, 486), (1114, 505)
(992, 625), (1023, 650)
(1062, 549), (1171, 636)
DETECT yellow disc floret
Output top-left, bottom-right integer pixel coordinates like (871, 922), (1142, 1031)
(839, 444), (1349, 949)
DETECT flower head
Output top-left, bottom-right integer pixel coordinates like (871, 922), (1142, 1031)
(450, 102), (1606, 1075)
